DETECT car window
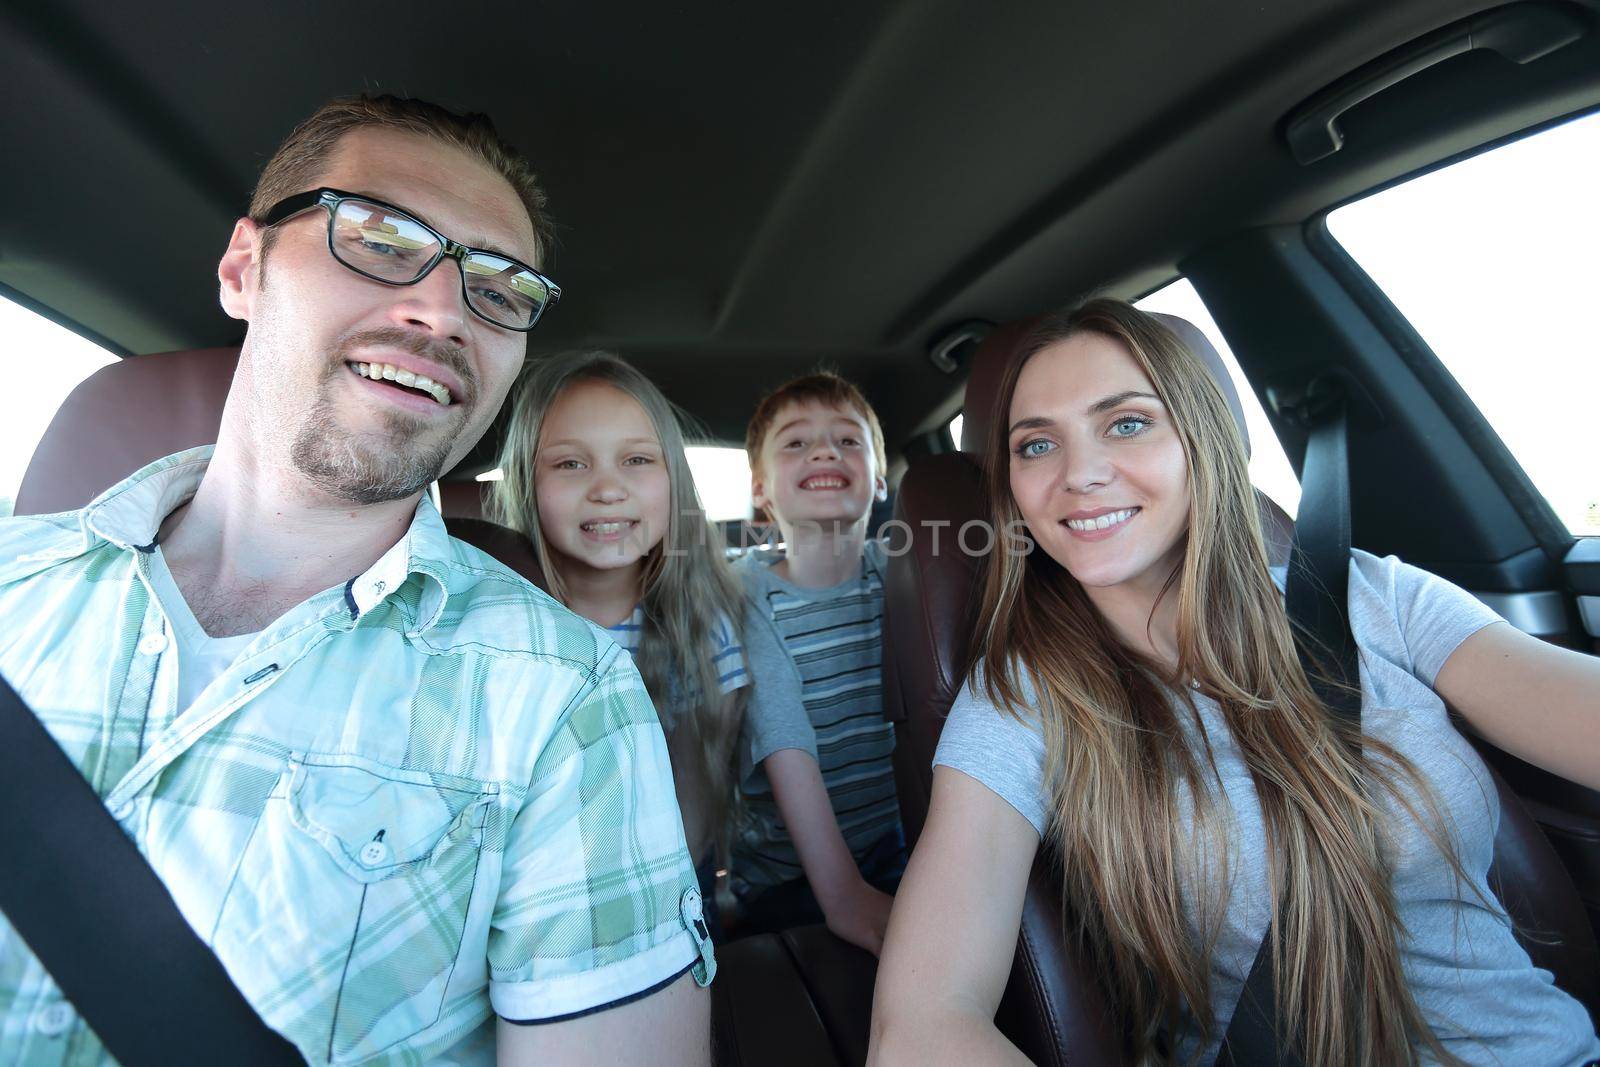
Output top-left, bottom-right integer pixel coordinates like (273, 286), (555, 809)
(1327, 111), (1600, 537)
(947, 411), (964, 449)
(685, 446), (753, 522)
(0, 295), (119, 518)
(1136, 279), (1302, 517)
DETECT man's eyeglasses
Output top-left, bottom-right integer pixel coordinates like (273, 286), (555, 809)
(258, 188), (560, 333)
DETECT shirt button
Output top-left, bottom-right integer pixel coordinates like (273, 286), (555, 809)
(34, 1002), (74, 1037)
(682, 886), (704, 924)
(137, 633), (169, 656)
(359, 841), (391, 867)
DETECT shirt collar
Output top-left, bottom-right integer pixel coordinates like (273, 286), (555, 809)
(343, 494), (456, 633)
(81, 446), (215, 553)
(76, 446), (459, 635)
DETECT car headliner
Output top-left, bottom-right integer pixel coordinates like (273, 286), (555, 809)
(0, 0), (1579, 472)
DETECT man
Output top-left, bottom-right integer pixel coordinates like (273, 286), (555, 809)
(0, 96), (712, 1065)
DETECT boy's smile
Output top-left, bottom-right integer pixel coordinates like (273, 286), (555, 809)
(753, 400), (886, 531)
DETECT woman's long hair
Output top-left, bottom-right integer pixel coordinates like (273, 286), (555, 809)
(973, 300), (1468, 1065)
(491, 350), (748, 861)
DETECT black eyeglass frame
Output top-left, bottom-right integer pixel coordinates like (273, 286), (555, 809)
(258, 187), (561, 333)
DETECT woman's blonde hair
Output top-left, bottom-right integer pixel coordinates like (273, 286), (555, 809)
(491, 350), (747, 860)
(973, 299), (1467, 1065)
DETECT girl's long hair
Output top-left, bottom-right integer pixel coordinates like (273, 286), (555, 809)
(973, 300), (1469, 1065)
(491, 350), (748, 861)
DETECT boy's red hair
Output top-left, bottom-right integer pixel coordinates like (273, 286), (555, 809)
(745, 372), (887, 480)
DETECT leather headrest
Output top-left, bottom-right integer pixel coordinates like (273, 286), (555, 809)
(16, 347), (240, 516)
(959, 319), (1039, 453)
(960, 311), (1251, 459)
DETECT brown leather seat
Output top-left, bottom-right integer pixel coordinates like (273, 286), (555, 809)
(438, 480), (491, 520)
(714, 928), (879, 1066)
(16, 347), (241, 517)
(886, 315), (1599, 1061)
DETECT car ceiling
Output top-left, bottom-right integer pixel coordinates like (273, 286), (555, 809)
(0, 0), (1566, 472)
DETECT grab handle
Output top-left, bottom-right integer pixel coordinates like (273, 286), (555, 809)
(1285, 1), (1588, 165)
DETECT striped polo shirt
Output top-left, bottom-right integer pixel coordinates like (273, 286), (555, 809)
(731, 541), (900, 892)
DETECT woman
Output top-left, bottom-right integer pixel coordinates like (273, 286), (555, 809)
(868, 300), (1600, 1065)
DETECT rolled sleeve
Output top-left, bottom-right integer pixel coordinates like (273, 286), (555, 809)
(488, 651), (709, 1021)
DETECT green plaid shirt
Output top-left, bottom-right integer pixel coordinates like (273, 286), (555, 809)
(0, 448), (713, 1066)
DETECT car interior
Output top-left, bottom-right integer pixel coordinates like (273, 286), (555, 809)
(3, 0), (1598, 1063)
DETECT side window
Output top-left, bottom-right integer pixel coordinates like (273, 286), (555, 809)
(947, 411), (964, 450)
(1327, 111), (1600, 537)
(684, 446), (754, 522)
(0, 295), (118, 517)
(1135, 279), (1302, 517)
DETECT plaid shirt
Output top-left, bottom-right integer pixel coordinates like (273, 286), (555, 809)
(0, 448), (713, 1066)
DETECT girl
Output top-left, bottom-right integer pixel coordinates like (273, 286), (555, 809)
(869, 301), (1600, 1065)
(492, 350), (750, 914)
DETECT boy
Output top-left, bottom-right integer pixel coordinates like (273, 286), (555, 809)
(732, 372), (905, 956)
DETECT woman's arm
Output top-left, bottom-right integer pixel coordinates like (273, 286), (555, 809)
(868, 766), (1040, 1066)
(764, 747), (894, 955)
(1434, 621), (1600, 790)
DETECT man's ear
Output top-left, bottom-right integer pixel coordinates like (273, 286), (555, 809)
(218, 218), (265, 323)
(874, 473), (889, 502)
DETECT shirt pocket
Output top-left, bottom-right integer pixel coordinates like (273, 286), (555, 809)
(213, 752), (498, 1064)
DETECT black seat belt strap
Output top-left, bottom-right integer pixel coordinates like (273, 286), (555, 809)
(1217, 375), (1362, 1067)
(0, 672), (302, 1066)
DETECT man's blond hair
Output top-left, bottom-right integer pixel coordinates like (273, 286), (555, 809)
(248, 94), (552, 264)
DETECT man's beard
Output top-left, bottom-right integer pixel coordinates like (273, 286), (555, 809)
(287, 328), (475, 505)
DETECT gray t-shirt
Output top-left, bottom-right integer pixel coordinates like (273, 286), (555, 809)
(732, 541), (901, 892)
(935, 550), (1600, 1065)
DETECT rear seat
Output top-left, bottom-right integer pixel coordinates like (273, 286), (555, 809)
(714, 928), (877, 1066)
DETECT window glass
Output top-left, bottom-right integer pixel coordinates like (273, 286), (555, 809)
(685, 446), (754, 523)
(948, 411), (965, 449)
(0, 296), (119, 518)
(1327, 111), (1600, 536)
(1135, 279), (1301, 517)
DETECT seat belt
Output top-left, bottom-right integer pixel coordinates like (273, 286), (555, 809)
(0, 672), (302, 1066)
(1217, 375), (1362, 1067)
